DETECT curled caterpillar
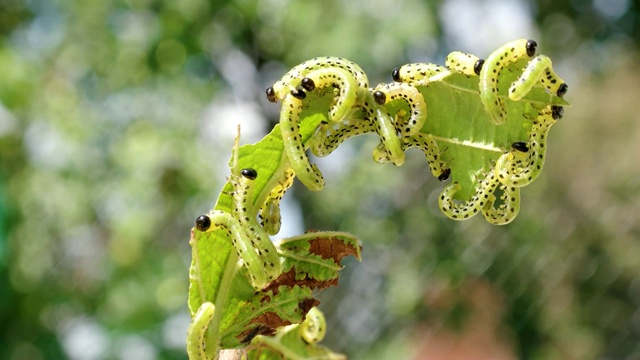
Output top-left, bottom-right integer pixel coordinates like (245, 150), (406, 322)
(279, 95), (326, 191)
(301, 67), (367, 122)
(481, 184), (521, 225)
(193, 210), (272, 289)
(368, 93), (405, 166)
(373, 132), (448, 180)
(299, 307), (327, 344)
(192, 166), (282, 290)
(267, 57), (369, 104)
(509, 54), (567, 101)
(372, 82), (427, 136)
(496, 105), (564, 187)
(438, 171), (500, 221)
(479, 39), (538, 124)
(311, 117), (374, 157)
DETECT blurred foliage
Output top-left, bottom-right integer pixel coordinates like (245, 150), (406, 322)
(0, 0), (639, 359)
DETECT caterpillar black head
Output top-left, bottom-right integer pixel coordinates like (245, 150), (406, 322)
(391, 67), (401, 82)
(266, 87), (277, 103)
(195, 214), (212, 231)
(241, 168), (258, 180)
(438, 168), (451, 182)
(373, 90), (387, 105)
(511, 142), (529, 153)
(525, 40), (537, 57)
(300, 77), (316, 92)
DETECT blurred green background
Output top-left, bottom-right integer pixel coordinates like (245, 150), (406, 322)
(1, 0), (639, 359)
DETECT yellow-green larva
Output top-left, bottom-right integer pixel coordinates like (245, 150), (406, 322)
(193, 165), (285, 291)
(369, 92), (405, 166)
(267, 57), (369, 104)
(301, 66), (366, 122)
(479, 39), (537, 124)
(231, 168), (282, 283)
(445, 51), (484, 76)
(373, 82), (427, 136)
(279, 95), (326, 191)
(193, 210), (270, 290)
(186, 302), (216, 360)
(391, 63), (447, 86)
(438, 171), (500, 221)
(374, 132), (448, 181)
(496, 106), (563, 187)
(311, 117), (375, 157)
(509, 54), (567, 101)
(299, 307), (326, 344)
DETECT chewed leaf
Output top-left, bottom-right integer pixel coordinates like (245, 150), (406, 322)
(246, 308), (346, 360)
(277, 231), (362, 281)
(212, 231), (360, 349)
(277, 231), (362, 263)
(219, 285), (317, 348)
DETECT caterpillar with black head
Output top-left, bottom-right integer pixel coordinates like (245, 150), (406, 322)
(479, 39), (567, 125)
(192, 167), (281, 290)
(279, 95), (326, 191)
(438, 171), (500, 221)
(299, 307), (327, 344)
(496, 105), (564, 187)
(266, 57), (368, 106)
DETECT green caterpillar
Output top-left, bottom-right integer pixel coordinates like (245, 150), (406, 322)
(299, 306), (327, 344)
(438, 171), (500, 221)
(279, 95), (326, 191)
(445, 51), (484, 76)
(496, 106), (564, 187)
(267, 56), (369, 105)
(193, 168), (281, 290)
(299, 67), (367, 122)
(479, 39), (567, 124)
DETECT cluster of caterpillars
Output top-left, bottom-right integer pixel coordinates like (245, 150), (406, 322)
(193, 39), (569, 293)
(187, 39), (568, 359)
(263, 39), (568, 226)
